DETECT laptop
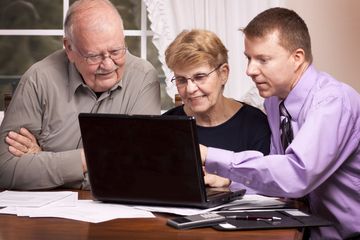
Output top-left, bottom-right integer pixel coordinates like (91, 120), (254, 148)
(78, 113), (246, 208)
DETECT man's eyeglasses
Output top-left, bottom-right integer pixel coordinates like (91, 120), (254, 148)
(171, 64), (223, 88)
(73, 46), (127, 65)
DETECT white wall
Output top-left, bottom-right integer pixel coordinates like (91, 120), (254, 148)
(281, 0), (360, 92)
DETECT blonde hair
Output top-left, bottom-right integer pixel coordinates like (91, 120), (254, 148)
(165, 29), (228, 70)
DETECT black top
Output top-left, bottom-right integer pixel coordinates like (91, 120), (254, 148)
(163, 103), (271, 155)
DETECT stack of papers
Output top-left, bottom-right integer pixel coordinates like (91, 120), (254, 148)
(0, 191), (286, 222)
(132, 194), (286, 216)
(0, 191), (154, 223)
(216, 194), (286, 211)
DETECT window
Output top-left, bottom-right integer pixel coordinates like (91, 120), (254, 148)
(0, 0), (172, 110)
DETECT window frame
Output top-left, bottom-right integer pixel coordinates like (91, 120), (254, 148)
(0, 0), (153, 59)
(0, 0), (175, 111)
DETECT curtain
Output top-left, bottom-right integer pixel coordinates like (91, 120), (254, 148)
(145, 0), (283, 109)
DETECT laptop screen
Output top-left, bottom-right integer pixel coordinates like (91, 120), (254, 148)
(79, 113), (207, 206)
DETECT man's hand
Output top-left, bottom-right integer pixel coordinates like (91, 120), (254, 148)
(204, 169), (231, 188)
(5, 128), (41, 157)
(199, 144), (208, 165)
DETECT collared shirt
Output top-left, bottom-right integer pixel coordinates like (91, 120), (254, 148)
(0, 50), (160, 190)
(205, 65), (360, 240)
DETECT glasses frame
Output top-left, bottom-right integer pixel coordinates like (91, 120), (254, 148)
(171, 63), (224, 88)
(71, 44), (127, 65)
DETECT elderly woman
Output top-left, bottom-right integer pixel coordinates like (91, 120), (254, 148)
(163, 29), (271, 190)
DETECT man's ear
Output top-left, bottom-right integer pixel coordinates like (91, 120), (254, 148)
(292, 48), (306, 70)
(63, 38), (75, 63)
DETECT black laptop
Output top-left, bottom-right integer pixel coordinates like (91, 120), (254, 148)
(78, 113), (246, 208)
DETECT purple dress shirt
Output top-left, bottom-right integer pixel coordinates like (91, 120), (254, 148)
(205, 65), (360, 240)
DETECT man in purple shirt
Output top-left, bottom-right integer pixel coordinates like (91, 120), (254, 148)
(200, 7), (360, 240)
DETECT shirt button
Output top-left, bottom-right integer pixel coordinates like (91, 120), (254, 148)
(213, 171), (217, 174)
(245, 180), (251, 185)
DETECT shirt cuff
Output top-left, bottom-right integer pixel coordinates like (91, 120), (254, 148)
(205, 147), (233, 179)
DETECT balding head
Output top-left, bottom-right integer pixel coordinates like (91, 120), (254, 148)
(64, 0), (124, 44)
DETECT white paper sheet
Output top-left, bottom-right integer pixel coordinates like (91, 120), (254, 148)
(0, 191), (154, 223)
(0, 190), (75, 207)
(22, 200), (155, 223)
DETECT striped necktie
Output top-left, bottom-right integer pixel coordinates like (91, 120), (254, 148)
(279, 101), (294, 151)
(280, 101), (310, 223)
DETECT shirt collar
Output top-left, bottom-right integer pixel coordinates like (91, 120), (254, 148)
(67, 62), (123, 99)
(68, 63), (83, 97)
(282, 64), (317, 121)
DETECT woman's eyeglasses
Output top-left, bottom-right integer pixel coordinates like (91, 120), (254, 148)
(171, 64), (223, 88)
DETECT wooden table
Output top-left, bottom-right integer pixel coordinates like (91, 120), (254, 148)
(0, 191), (304, 240)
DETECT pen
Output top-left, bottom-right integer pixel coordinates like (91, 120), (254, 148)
(226, 215), (282, 221)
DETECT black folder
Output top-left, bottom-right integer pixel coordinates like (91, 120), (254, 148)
(213, 209), (332, 231)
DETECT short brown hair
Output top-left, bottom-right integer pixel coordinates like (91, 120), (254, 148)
(165, 29), (228, 70)
(242, 7), (312, 63)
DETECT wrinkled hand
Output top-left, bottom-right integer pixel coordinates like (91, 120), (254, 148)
(5, 128), (41, 157)
(203, 168), (231, 188)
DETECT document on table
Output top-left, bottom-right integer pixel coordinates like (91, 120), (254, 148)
(0, 191), (154, 223)
(0, 190), (75, 207)
(16, 200), (154, 223)
(0, 191), (284, 221)
(132, 194), (286, 216)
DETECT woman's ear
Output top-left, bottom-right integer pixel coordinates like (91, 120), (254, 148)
(219, 63), (229, 85)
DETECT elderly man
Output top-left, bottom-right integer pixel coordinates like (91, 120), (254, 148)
(0, 0), (160, 190)
(200, 7), (360, 240)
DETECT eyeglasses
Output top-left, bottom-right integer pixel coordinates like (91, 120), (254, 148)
(73, 46), (127, 65)
(171, 64), (223, 88)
